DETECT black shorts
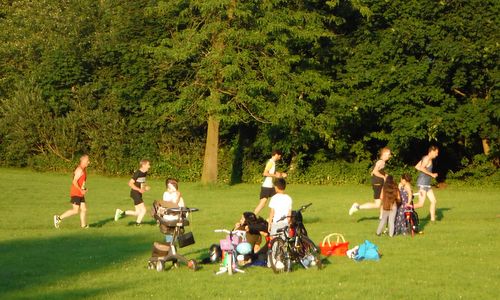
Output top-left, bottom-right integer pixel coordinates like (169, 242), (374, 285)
(371, 176), (384, 200)
(70, 196), (85, 205)
(260, 187), (276, 199)
(130, 190), (144, 205)
(372, 184), (383, 200)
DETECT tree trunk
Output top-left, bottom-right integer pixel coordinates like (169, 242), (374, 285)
(201, 115), (220, 184)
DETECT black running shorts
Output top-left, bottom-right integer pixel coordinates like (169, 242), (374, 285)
(130, 190), (144, 205)
(70, 196), (85, 205)
(260, 187), (276, 199)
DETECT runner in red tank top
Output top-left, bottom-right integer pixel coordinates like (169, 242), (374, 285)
(54, 155), (90, 229)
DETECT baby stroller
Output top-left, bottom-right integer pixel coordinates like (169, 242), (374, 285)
(148, 200), (199, 271)
(404, 202), (420, 237)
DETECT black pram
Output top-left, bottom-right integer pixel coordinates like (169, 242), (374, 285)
(148, 200), (199, 271)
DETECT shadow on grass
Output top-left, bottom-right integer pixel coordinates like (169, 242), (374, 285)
(0, 234), (148, 299)
(418, 207), (452, 231)
(125, 220), (157, 226)
(89, 217), (114, 228)
(356, 216), (380, 223)
(303, 216), (321, 223)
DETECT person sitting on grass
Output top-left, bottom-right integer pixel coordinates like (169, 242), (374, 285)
(268, 178), (292, 237)
(376, 175), (401, 237)
(234, 212), (269, 255)
(114, 159), (151, 226)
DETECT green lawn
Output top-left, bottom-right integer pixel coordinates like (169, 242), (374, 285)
(0, 168), (499, 299)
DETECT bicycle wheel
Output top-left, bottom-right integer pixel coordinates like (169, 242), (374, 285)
(405, 213), (413, 236)
(269, 238), (290, 274)
(298, 236), (322, 270)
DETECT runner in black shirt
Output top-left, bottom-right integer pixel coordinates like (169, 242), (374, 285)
(114, 159), (151, 226)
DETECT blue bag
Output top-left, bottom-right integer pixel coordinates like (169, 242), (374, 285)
(354, 240), (380, 261)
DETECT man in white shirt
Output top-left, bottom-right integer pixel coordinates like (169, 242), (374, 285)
(268, 178), (292, 235)
(254, 150), (287, 215)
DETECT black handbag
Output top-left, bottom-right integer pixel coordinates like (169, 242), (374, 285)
(177, 232), (195, 248)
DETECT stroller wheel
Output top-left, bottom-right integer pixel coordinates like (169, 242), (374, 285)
(188, 259), (198, 271)
(156, 260), (164, 272)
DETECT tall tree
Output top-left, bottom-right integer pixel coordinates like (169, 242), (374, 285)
(146, 0), (365, 183)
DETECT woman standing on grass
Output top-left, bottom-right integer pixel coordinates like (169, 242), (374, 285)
(376, 175), (400, 237)
(394, 174), (413, 235)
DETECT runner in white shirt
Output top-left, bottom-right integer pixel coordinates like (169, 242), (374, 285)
(254, 150), (287, 215)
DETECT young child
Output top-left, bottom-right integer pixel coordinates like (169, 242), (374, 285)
(349, 147), (391, 217)
(114, 159), (151, 226)
(54, 155), (90, 229)
(162, 178), (185, 207)
(267, 178), (292, 236)
(414, 146), (439, 221)
(254, 150), (287, 215)
(376, 175), (400, 237)
(394, 174), (413, 235)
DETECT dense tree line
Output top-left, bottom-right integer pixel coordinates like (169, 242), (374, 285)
(0, 0), (498, 183)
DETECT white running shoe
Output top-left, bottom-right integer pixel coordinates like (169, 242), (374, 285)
(53, 215), (61, 228)
(114, 209), (124, 221)
(275, 261), (284, 270)
(349, 203), (359, 215)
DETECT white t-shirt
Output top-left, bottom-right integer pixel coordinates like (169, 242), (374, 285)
(162, 191), (185, 207)
(269, 193), (292, 223)
(262, 159), (276, 188)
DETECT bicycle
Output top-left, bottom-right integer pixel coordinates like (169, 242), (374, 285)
(268, 203), (322, 273)
(214, 229), (247, 275)
(404, 201), (420, 237)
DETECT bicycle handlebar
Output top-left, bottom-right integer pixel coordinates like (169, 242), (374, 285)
(298, 203), (312, 212)
(275, 203), (313, 222)
(214, 229), (246, 237)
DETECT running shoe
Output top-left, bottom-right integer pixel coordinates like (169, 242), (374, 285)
(349, 203), (359, 215)
(114, 209), (124, 221)
(53, 215), (61, 228)
(81, 225), (89, 229)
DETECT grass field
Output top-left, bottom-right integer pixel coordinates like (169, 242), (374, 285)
(0, 168), (499, 299)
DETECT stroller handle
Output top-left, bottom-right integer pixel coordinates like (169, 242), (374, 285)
(167, 207), (199, 214)
(214, 229), (231, 234)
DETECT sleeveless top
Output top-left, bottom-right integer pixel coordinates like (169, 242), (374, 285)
(70, 167), (87, 197)
(416, 160), (433, 186)
(262, 159), (276, 188)
(399, 186), (410, 206)
(371, 160), (385, 185)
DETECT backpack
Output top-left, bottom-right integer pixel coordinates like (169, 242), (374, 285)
(354, 240), (380, 261)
